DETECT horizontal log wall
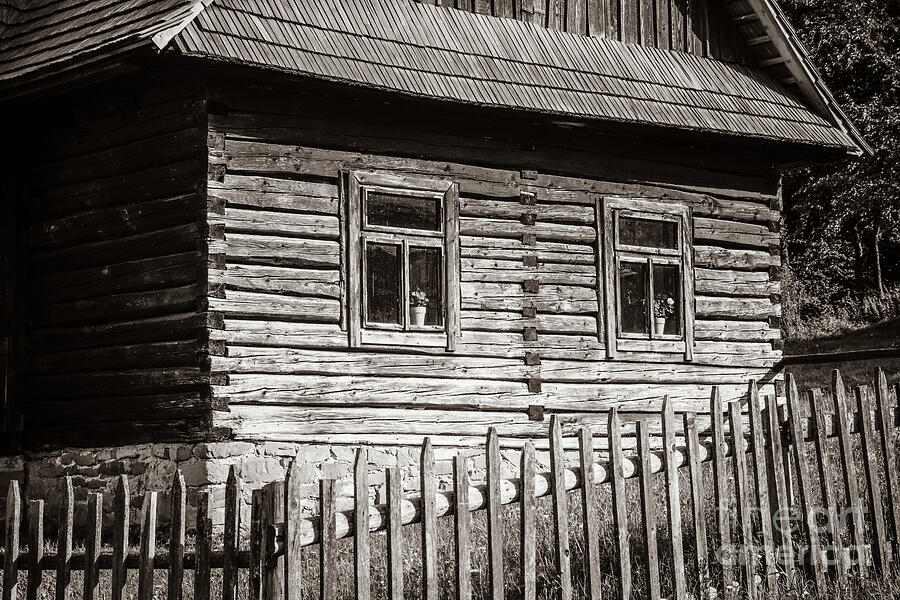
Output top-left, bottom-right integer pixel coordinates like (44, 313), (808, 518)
(205, 76), (783, 448)
(16, 71), (212, 448)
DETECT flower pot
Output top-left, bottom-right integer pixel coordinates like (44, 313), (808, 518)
(654, 317), (667, 336)
(411, 306), (427, 326)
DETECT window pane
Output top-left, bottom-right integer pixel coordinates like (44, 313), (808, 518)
(367, 192), (441, 231)
(618, 261), (648, 334)
(618, 216), (678, 249)
(409, 247), (443, 327)
(366, 243), (401, 324)
(653, 264), (682, 336)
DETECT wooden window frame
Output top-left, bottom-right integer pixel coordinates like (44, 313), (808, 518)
(600, 197), (695, 361)
(346, 171), (460, 351)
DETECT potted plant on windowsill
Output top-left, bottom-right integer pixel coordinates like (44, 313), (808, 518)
(410, 290), (429, 326)
(653, 295), (676, 336)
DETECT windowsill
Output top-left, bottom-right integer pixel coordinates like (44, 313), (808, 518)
(361, 328), (448, 348)
(617, 338), (686, 353)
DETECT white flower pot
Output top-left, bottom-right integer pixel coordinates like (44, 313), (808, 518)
(654, 317), (667, 336)
(411, 306), (427, 326)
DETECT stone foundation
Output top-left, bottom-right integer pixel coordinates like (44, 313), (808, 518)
(1, 441), (536, 533)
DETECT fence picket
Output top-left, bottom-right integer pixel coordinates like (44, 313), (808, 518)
(520, 441), (537, 600)
(454, 453), (472, 600)
(684, 412), (710, 592)
(662, 397), (687, 600)
(138, 492), (157, 600)
(168, 471), (186, 600)
(608, 408), (632, 600)
(55, 477), (73, 600)
(748, 382), (776, 588)
(486, 428), (505, 600)
(4, 482), (19, 600)
(637, 420), (661, 600)
(729, 401), (754, 598)
(285, 457), (303, 600)
(387, 469), (404, 600)
(786, 374), (826, 593)
(764, 394), (792, 577)
(262, 482), (285, 600)
(249, 489), (263, 600)
(420, 441), (437, 600)
(224, 466), (241, 600)
(356, 448), (372, 600)
(579, 427), (602, 600)
(875, 367), (900, 557)
(833, 370), (867, 577)
(321, 478), (338, 600)
(711, 387), (734, 597)
(810, 389), (845, 583)
(82, 493), (101, 600)
(195, 491), (212, 600)
(858, 385), (892, 573)
(549, 415), (573, 600)
(26, 499), (43, 600)
(111, 475), (130, 600)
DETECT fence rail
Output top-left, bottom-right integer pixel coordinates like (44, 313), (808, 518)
(2, 368), (900, 599)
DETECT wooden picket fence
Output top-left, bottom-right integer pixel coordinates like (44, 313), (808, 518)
(2, 368), (900, 600)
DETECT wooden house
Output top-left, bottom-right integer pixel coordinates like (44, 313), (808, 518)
(0, 0), (867, 496)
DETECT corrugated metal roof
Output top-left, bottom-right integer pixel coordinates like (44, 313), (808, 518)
(174, 0), (854, 149)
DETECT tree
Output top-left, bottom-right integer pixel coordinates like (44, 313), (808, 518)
(781, 0), (900, 298)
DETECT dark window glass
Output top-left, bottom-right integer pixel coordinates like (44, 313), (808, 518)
(653, 264), (681, 336)
(366, 243), (401, 324)
(409, 247), (443, 327)
(618, 216), (678, 249)
(367, 192), (441, 231)
(618, 261), (648, 334)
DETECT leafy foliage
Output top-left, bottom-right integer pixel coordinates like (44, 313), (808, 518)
(781, 0), (900, 307)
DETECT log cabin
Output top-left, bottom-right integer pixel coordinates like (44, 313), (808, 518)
(0, 0), (868, 507)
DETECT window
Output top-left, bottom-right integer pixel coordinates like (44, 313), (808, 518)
(346, 172), (460, 350)
(601, 198), (694, 360)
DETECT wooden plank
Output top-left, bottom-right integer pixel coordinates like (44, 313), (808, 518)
(285, 458), (304, 600)
(662, 397), (687, 600)
(637, 420), (661, 600)
(223, 466), (240, 600)
(454, 453), (472, 600)
(608, 408), (632, 599)
(262, 483), (286, 600)
(355, 449), (372, 600)
(858, 385), (892, 573)
(550, 415), (573, 600)
(622, 0), (639, 42)
(765, 394), (793, 577)
(809, 389), (844, 584)
(875, 367), (900, 557)
(683, 412), (709, 592)
(26, 500), (43, 600)
(521, 441), (537, 600)
(138, 492), (157, 600)
(748, 382), (776, 588)
(387, 469), (403, 600)
(195, 492), (212, 600)
(420, 441), (437, 600)
(728, 401), (754, 599)
(579, 427), (602, 600)
(599, 198), (617, 358)
(111, 475), (129, 600)
(249, 489), (263, 600)
(321, 478), (338, 600)
(547, 0), (563, 29)
(55, 477), (74, 600)
(833, 370), (866, 577)
(640, 0), (654, 45)
(446, 183), (461, 351)
(82, 493), (101, 600)
(710, 387), (734, 598)
(168, 472), (186, 600)
(786, 374), (825, 593)
(486, 428), (504, 600)
(656, 0), (671, 49)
